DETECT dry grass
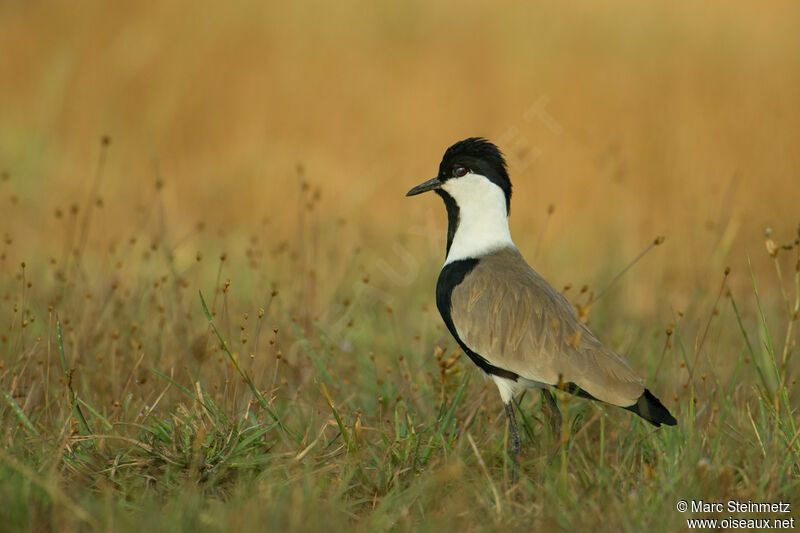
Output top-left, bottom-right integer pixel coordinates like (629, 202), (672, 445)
(1, 1), (799, 531)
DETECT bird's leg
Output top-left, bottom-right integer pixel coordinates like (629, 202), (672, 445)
(504, 401), (522, 484)
(541, 389), (562, 439)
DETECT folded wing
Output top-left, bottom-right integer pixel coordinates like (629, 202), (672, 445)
(450, 247), (644, 407)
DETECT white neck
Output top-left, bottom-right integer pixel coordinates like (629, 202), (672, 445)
(442, 173), (515, 265)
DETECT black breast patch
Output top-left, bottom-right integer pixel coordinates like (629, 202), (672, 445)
(435, 259), (519, 381)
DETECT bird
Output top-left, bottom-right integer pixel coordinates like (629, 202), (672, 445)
(406, 137), (677, 473)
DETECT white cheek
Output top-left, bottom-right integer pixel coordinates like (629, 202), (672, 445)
(443, 173), (515, 264)
(442, 173), (503, 206)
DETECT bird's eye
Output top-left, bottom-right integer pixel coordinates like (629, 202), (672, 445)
(454, 167), (468, 177)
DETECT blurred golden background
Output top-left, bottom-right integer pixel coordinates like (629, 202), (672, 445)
(2, 5), (800, 527)
(2, 0), (799, 315)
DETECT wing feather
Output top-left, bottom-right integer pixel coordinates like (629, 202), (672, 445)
(450, 247), (644, 406)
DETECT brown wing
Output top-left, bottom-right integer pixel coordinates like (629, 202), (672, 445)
(450, 247), (644, 407)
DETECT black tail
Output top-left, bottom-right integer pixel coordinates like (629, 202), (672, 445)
(624, 389), (677, 427)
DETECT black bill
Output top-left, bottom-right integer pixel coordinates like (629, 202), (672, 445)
(406, 177), (442, 197)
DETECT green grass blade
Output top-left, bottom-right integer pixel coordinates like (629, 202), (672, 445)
(57, 319), (91, 435)
(149, 368), (193, 397)
(422, 372), (470, 463)
(77, 399), (113, 430)
(1, 386), (38, 436)
(232, 423), (279, 455)
(199, 291), (299, 442)
(322, 383), (353, 453)
(748, 258), (780, 397)
(57, 319), (69, 382)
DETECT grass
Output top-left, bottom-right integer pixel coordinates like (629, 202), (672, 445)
(2, 2), (800, 531)
(1, 153), (798, 531)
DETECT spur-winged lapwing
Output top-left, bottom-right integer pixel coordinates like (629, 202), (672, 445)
(407, 137), (676, 468)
